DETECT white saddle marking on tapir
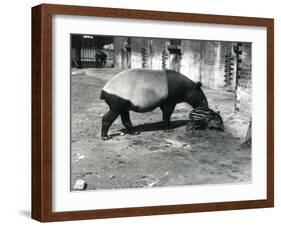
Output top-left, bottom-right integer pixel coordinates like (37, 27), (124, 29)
(103, 69), (169, 109)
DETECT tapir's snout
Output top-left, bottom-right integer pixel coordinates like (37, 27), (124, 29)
(192, 96), (208, 109)
(201, 98), (209, 108)
(218, 123), (224, 131)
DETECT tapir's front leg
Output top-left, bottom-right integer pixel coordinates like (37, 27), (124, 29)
(160, 103), (176, 132)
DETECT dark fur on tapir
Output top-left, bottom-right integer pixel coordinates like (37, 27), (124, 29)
(100, 69), (209, 140)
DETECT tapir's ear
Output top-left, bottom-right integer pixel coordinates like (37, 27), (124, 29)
(196, 82), (202, 88)
(217, 111), (220, 115)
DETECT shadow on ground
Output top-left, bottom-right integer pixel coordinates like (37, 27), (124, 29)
(120, 120), (188, 133)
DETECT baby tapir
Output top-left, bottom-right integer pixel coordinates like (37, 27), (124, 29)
(186, 107), (224, 131)
(100, 69), (209, 140)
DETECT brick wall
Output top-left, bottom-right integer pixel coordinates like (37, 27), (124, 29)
(235, 43), (252, 118)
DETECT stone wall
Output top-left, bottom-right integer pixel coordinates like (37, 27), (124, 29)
(151, 39), (169, 70)
(180, 40), (201, 82)
(113, 38), (251, 94)
(113, 37), (128, 69)
(131, 38), (146, 69)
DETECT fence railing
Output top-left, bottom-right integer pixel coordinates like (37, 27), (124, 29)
(72, 48), (114, 62)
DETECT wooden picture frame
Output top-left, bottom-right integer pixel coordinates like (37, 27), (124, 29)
(32, 3), (274, 222)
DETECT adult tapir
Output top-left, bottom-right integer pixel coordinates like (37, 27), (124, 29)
(100, 69), (208, 140)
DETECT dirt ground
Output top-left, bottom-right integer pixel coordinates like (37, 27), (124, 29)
(71, 68), (251, 191)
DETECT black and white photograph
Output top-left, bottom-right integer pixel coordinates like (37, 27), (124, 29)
(70, 34), (252, 191)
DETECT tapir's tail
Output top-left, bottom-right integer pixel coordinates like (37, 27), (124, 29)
(100, 90), (105, 100)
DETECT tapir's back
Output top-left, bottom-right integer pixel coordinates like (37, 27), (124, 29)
(103, 69), (169, 109)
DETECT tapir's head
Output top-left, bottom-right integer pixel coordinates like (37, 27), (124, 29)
(186, 82), (209, 108)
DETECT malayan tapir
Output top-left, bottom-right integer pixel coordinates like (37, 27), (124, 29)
(100, 69), (209, 140)
(186, 107), (224, 132)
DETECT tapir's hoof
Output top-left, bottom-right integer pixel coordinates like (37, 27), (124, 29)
(101, 135), (112, 140)
(128, 131), (140, 135)
(164, 129), (174, 133)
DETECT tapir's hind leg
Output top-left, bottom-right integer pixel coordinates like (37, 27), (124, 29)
(160, 103), (176, 132)
(101, 109), (119, 140)
(120, 111), (140, 135)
